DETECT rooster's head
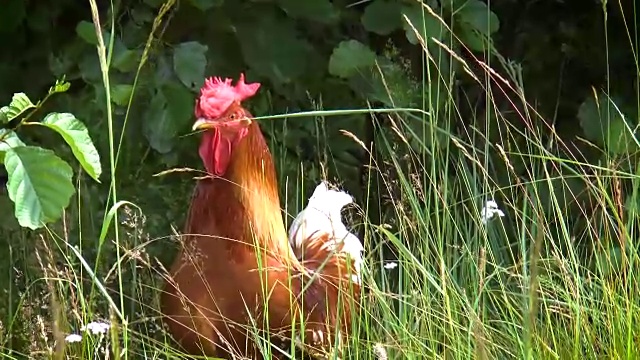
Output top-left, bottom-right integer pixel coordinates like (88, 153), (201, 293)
(193, 73), (261, 176)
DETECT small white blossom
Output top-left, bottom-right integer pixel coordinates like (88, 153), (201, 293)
(373, 342), (388, 360)
(81, 321), (110, 335)
(480, 199), (505, 224)
(383, 262), (398, 270)
(65, 333), (82, 343)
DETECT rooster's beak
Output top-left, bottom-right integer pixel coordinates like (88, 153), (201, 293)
(192, 117), (252, 132)
(192, 118), (213, 131)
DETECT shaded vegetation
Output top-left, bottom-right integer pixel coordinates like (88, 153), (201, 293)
(0, 0), (639, 358)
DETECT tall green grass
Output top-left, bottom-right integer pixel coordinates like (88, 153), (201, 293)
(1, 0), (639, 359)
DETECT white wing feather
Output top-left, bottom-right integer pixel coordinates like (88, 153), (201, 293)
(288, 181), (364, 284)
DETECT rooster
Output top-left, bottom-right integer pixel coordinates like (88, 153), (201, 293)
(161, 74), (362, 359)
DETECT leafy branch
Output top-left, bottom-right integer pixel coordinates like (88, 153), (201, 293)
(0, 80), (101, 230)
(0, 79), (70, 132)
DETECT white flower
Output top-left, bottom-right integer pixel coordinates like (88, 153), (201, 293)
(81, 321), (110, 335)
(480, 199), (505, 224)
(65, 333), (82, 343)
(373, 342), (388, 360)
(383, 262), (398, 270)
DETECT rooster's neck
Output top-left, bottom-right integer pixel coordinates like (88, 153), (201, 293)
(221, 122), (293, 261)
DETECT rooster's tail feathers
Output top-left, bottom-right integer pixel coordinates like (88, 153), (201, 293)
(294, 230), (363, 286)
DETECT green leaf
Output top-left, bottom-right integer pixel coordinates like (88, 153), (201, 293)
(0, 129), (25, 151)
(113, 49), (139, 72)
(578, 92), (637, 155)
(347, 59), (417, 108)
(164, 83), (195, 122)
(455, 0), (499, 51)
(401, 3), (446, 45)
(455, 0), (499, 35)
(112, 42), (140, 73)
(4, 146), (75, 230)
(605, 119), (639, 155)
(131, 6), (155, 23)
(76, 20), (99, 45)
(276, 0), (338, 24)
(144, 84), (194, 153)
(110, 84), (134, 106)
(0, 129), (26, 163)
(236, 17), (313, 84)
(36, 113), (102, 181)
(79, 52), (102, 83)
(328, 40), (377, 79)
(0, 93), (36, 122)
(458, 27), (490, 52)
(49, 80), (71, 95)
(188, 0), (224, 11)
(143, 95), (172, 154)
(361, 0), (403, 35)
(173, 41), (208, 91)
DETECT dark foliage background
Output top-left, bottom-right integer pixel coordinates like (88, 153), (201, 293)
(0, 0), (637, 355)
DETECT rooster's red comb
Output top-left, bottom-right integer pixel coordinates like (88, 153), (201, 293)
(195, 73), (261, 119)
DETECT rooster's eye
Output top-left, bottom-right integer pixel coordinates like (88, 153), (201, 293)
(228, 113), (236, 120)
